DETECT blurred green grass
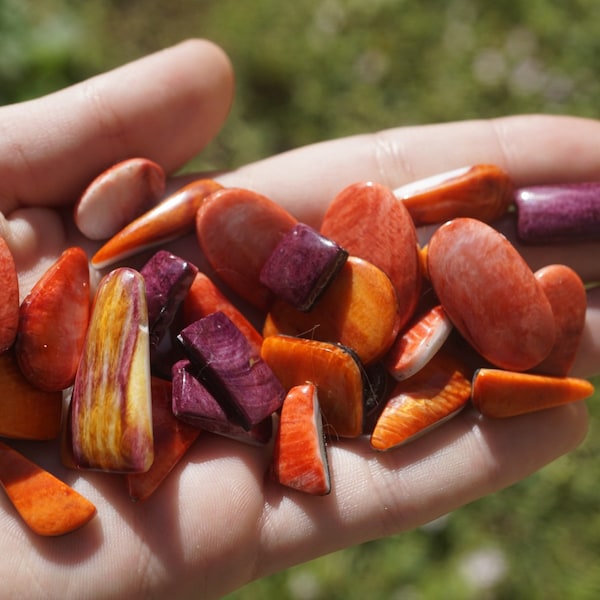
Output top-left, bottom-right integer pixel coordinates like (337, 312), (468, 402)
(3, 1), (600, 597)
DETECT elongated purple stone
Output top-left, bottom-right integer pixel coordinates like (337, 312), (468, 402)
(259, 222), (348, 311)
(515, 183), (600, 243)
(171, 360), (272, 445)
(177, 311), (285, 429)
(140, 250), (198, 351)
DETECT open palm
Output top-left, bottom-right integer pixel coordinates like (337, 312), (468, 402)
(0, 39), (597, 599)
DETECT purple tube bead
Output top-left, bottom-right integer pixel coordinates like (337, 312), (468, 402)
(515, 182), (600, 243)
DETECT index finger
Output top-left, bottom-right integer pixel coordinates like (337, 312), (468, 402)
(218, 114), (600, 226)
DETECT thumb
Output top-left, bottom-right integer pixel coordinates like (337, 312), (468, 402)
(0, 38), (234, 216)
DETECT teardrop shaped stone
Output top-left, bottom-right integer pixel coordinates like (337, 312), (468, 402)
(196, 188), (297, 311)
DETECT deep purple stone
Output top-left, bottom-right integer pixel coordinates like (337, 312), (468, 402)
(515, 183), (600, 243)
(140, 250), (198, 351)
(177, 311), (285, 429)
(171, 360), (272, 445)
(259, 222), (348, 311)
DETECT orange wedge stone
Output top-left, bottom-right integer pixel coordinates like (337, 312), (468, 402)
(196, 187), (297, 311)
(371, 350), (471, 451)
(471, 368), (594, 418)
(427, 217), (556, 371)
(393, 164), (514, 225)
(127, 377), (201, 501)
(0, 441), (96, 536)
(263, 256), (400, 365)
(0, 236), (19, 353)
(271, 383), (330, 496)
(0, 348), (63, 440)
(92, 179), (222, 269)
(261, 336), (364, 438)
(320, 181), (422, 330)
(75, 157), (166, 240)
(532, 264), (587, 377)
(384, 296), (453, 381)
(16, 247), (90, 392)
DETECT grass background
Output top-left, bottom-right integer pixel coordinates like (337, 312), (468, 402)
(3, 1), (600, 597)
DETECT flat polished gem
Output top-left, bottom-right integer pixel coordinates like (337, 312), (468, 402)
(261, 335), (364, 438)
(427, 217), (556, 371)
(92, 179), (222, 269)
(196, 187), (297, 311)
(516, 182), (600, 243)
(183, 272), (263, 356)
(393, 164), (514, 225)
(15, 247), (90, 392)
(472, 368), (594, 418)
(531, 264), (587, 377)
(75, 157), (166, 240)
(140, 250), (198, 354)
(71, 267), (154, 473)
(0, 348), (63, 440)
(127, 377), (201, 502)
(263, 256), (400, 365)
(371, 351), (471, 451)
(320, 181), (422, 330)
(259, 223), (348, 311)
(384, 297), (453, 381)
(178, 311), (285, 429)
(0, 237), (19, 353)
(271, 383), (330, 496)
(171, 360), (272, 445)
(0, 441), (96, 536)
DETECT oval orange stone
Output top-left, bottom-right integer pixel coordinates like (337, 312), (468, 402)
(196, 188), (297, 311)
(320, 181), (421, 330)
(263, 256), (400, 365)
(427, 218), (556, 371)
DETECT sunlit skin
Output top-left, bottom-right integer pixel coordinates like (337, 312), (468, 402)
(0, 39), (599, 599)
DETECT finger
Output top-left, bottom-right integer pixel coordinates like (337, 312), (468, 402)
(253, 401), (588, 586)
(217, 114), (600, 227)
(0, 39), (234, 215)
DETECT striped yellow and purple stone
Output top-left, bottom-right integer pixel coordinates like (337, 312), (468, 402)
(70, 267), (153, 473)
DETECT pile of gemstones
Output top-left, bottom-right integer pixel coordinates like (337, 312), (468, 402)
(0, 159), (596, 536)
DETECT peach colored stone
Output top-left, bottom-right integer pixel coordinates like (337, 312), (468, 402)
(427, 218), (556, 371)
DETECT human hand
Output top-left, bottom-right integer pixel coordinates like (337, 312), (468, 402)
(0, 39), (597, 599)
